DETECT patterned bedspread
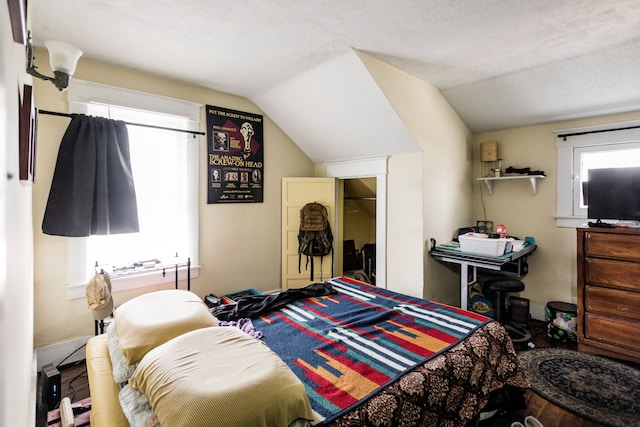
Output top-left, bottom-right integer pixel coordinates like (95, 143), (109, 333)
(253, 277), (529, 427)
(327, 320), (528, 426)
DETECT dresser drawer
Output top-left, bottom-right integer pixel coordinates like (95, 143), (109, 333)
(585, 312), (640, 351)
(585, 285), (640, 321)
(585, 258), (640, 291)
(585, 232), (640, 261)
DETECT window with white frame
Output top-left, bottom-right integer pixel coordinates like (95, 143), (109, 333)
(555, 122), (640, 227)
(66, 80), (201, 296)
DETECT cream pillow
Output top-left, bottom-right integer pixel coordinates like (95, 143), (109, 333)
(130, 327), (313, 427)
(114, 289), (217, 364)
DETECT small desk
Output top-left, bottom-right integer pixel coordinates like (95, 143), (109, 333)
(429, 243), (537, 310)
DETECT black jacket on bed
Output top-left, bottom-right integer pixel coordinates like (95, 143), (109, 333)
(210, 281), (335, 321)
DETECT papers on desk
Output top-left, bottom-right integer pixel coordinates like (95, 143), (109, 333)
(438, 241), (460, 250)
(511, 240), (526, 252)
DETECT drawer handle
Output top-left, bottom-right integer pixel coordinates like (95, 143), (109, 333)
(617, 306), (629, 311)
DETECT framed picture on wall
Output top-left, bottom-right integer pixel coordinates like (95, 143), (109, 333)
(205, 105), (264, 204)
(19, 84), (37, 183)
(8, 0), (28, 44)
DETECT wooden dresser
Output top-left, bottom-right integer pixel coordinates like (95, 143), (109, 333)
(577, 227), (640, 364)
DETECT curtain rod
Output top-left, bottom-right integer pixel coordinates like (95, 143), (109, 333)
(558, 124), (640, 140)
(38, 109), (205, 137)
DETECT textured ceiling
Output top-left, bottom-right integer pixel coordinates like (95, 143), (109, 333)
(29, 0), (640, 160)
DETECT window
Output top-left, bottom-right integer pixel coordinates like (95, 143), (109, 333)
(555, 122), (640, 227)
(66, 81), (201, 297)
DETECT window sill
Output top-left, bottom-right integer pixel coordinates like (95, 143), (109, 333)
(556, 216), (590, 228)
(66, 264), (200, 300)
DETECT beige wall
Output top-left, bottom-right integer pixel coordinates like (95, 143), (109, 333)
(387, 153), (425, 298)
(358, 52), (473, 304)
(473, 110), (640, 320)
(1, 4), (37, 426)
(32, 49), (315, 348)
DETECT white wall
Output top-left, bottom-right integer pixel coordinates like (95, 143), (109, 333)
(1, 3), (37, 426)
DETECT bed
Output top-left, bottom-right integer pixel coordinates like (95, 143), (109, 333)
(86, 277), (528, 427)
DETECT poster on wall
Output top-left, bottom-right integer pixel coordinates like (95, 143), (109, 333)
(206, 105), (264, 204)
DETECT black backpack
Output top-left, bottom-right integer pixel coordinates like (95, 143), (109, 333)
(298, 202), (333, 280)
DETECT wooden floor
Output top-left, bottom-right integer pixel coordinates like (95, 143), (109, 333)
(60, 360), (91, 403)
(44, 321), (606, 427)
(510, 320), (603, 427)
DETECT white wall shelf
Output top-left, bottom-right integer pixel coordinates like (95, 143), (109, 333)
(476, 175), (545, 196)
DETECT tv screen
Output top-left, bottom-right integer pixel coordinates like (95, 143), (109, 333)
(587, 167), (640, 222)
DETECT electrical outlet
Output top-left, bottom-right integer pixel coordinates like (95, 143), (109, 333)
(476, 220), (494, 233)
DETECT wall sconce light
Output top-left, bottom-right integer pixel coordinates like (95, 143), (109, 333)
(26, 31), (82, 91)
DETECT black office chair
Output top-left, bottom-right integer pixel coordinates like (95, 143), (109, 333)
(476, 274), (531, 344)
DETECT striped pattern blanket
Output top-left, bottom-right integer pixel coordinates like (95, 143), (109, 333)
(252, 277), (490, 425)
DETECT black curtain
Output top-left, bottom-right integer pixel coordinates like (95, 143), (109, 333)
(42, 114), (139, 237)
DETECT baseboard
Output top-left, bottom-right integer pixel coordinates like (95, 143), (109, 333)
(36, 335), (92, 370)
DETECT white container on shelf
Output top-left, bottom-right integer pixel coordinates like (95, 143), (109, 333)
(458, 233), (514, 256)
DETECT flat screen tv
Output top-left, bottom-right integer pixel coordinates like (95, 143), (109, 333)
(586, 167), (640, 222)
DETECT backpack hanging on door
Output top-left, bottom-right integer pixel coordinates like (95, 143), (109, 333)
(298, 202), (333, 281)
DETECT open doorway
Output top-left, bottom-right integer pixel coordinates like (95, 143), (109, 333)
(326, 157), (387, 288)
(342, 178), (377, 284)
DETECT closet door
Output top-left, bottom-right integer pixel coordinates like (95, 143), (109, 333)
(281, 177), (335, 290)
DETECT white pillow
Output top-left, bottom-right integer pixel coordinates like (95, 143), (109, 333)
(105, 321), (137, 384)
(119, 384), (160, 427)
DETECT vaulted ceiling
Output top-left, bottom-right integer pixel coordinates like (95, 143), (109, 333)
(30, 0), (640, 163)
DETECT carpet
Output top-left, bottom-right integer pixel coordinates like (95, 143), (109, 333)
(518, 348), (640, 427)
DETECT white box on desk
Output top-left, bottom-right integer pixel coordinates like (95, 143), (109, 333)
(458, 233), (514, 256)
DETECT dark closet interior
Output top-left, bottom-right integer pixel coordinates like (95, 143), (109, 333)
(342, 178), (376, 284)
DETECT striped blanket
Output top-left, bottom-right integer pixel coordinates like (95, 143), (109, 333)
(252, 277), (490, 425)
